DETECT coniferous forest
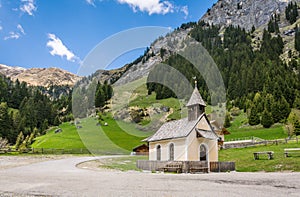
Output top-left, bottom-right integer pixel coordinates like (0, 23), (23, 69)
(0, 75), (74, 146)
(147, 20), (300, 128)
(0, 74), (113, 147)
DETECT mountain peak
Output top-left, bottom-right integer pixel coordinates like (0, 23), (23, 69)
(0, 64), (81, 87)
(200, 0), (299, 30)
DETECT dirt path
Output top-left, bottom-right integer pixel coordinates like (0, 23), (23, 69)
(0, 155), (299, 197)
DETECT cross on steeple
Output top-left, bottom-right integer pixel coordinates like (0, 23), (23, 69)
(187, 77), (206, 121)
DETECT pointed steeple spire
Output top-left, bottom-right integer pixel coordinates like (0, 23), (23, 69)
(187, 79), (206, 121)
(186, 81), (206, 107)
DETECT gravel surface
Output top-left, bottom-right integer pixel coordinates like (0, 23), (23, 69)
(0, 155), (299, 197)
(0, 155), (73, 170)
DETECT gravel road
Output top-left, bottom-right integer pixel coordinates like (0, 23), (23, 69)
(0, 156), (299, 197)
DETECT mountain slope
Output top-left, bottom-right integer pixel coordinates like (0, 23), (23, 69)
(201, 0), (299, 30)
(112, 0), (299, 88)
(0, 64), (81, 87)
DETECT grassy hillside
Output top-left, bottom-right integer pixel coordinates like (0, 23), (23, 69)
(226, 112), (288, 141)
(129, 84), (184, 121)
(32, 117), (149, 155)
(98, 114), (147, 151)
(128, 84), (212, 121)
(32, 123), (86, 149)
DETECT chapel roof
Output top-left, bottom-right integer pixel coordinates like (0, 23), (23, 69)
(145, 114), (218, 142)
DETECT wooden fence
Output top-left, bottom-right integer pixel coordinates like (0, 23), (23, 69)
(137, 160), (235, 173)
(210, 162), (235, 172)
(223, 136), (299, 149)
(0, 148), (132, 155)
(0, 148), (92, 154)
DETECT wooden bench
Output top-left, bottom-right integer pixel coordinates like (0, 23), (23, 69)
(189, 166), (209, 173)
(253, 151), (274, 160)
(163, 163), (182, 173)
(284, 148), (300, 157)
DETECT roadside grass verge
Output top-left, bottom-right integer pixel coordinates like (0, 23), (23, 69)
(98, 155), (148, 171)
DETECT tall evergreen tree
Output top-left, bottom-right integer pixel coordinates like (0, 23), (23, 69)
(249, 106), (260, 126)
(224, 113), (231, 128)
(261, 109), (274, 128)
(295, 25), (300, 52)
(286, 2), (299, 24)
(0, 103), (11, 139)
(294, 119), (300, 136)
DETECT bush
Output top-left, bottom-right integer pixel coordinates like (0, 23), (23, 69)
(261, 110), (274, 128)
(230, 107), (241, 116)
(224, 113), (231, 128)
(0, 137), (8, 149)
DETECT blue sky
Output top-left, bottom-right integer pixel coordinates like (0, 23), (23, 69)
(0, 0), (217, 74)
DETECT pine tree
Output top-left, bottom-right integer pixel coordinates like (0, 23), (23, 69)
(261, 110), (274, 128)
(286, 2), (299, 24)
(41, 119), (49, 134)
(278, 96), (291, 122)
(295, 26), (300, 52)
(294, 119), (300, 136)
(224, 113), (231, 128)
(249, 106), (260, 126)
(0, 102), (11, 140)
(18, 135), (29, 152)
(267, 15), (279, 34)
(53, 115), (61, 126)
(15, 131), (24, 150)
(293, 95), (300, 109)
(95, 88), (105, 108)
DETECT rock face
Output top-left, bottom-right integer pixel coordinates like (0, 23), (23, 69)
(0, 64), (26, 78)
(201, 0), (299, 30)
(113, 0), (300, 87)
(0, 64), (81, 87)
(114, 29), (190, 86)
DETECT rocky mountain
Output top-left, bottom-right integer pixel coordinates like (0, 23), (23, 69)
(0, 64), (26, 78)
(111, 0), (300, 87)
(114, 29), (190, 86)
(201, 0), (299, 31)
(0, 64), (81, 87)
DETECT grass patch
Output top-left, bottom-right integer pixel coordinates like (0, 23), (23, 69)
(226, 112), (287, 140)
(32, 117), (151, 155)
(115, 120), (154, 137)
(219, 141), (300, 172)
(100, 114), (147, 151)
(32, 122), (86, 149)
(99, 155), (148, 171)
(226, 125), (287, 140)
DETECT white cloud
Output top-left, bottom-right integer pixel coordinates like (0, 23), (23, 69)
(86, 0), (95, 6)
(17, 24), (25, 35)
(20, 0), (37, 16)
(117, 0), (174, 15)
(47, 33), (80, 63)
(4, 32), (20, 40)
(181, 6), (188, 19)
(3, 24), (26, 40)
(0, 26), (3, 31)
